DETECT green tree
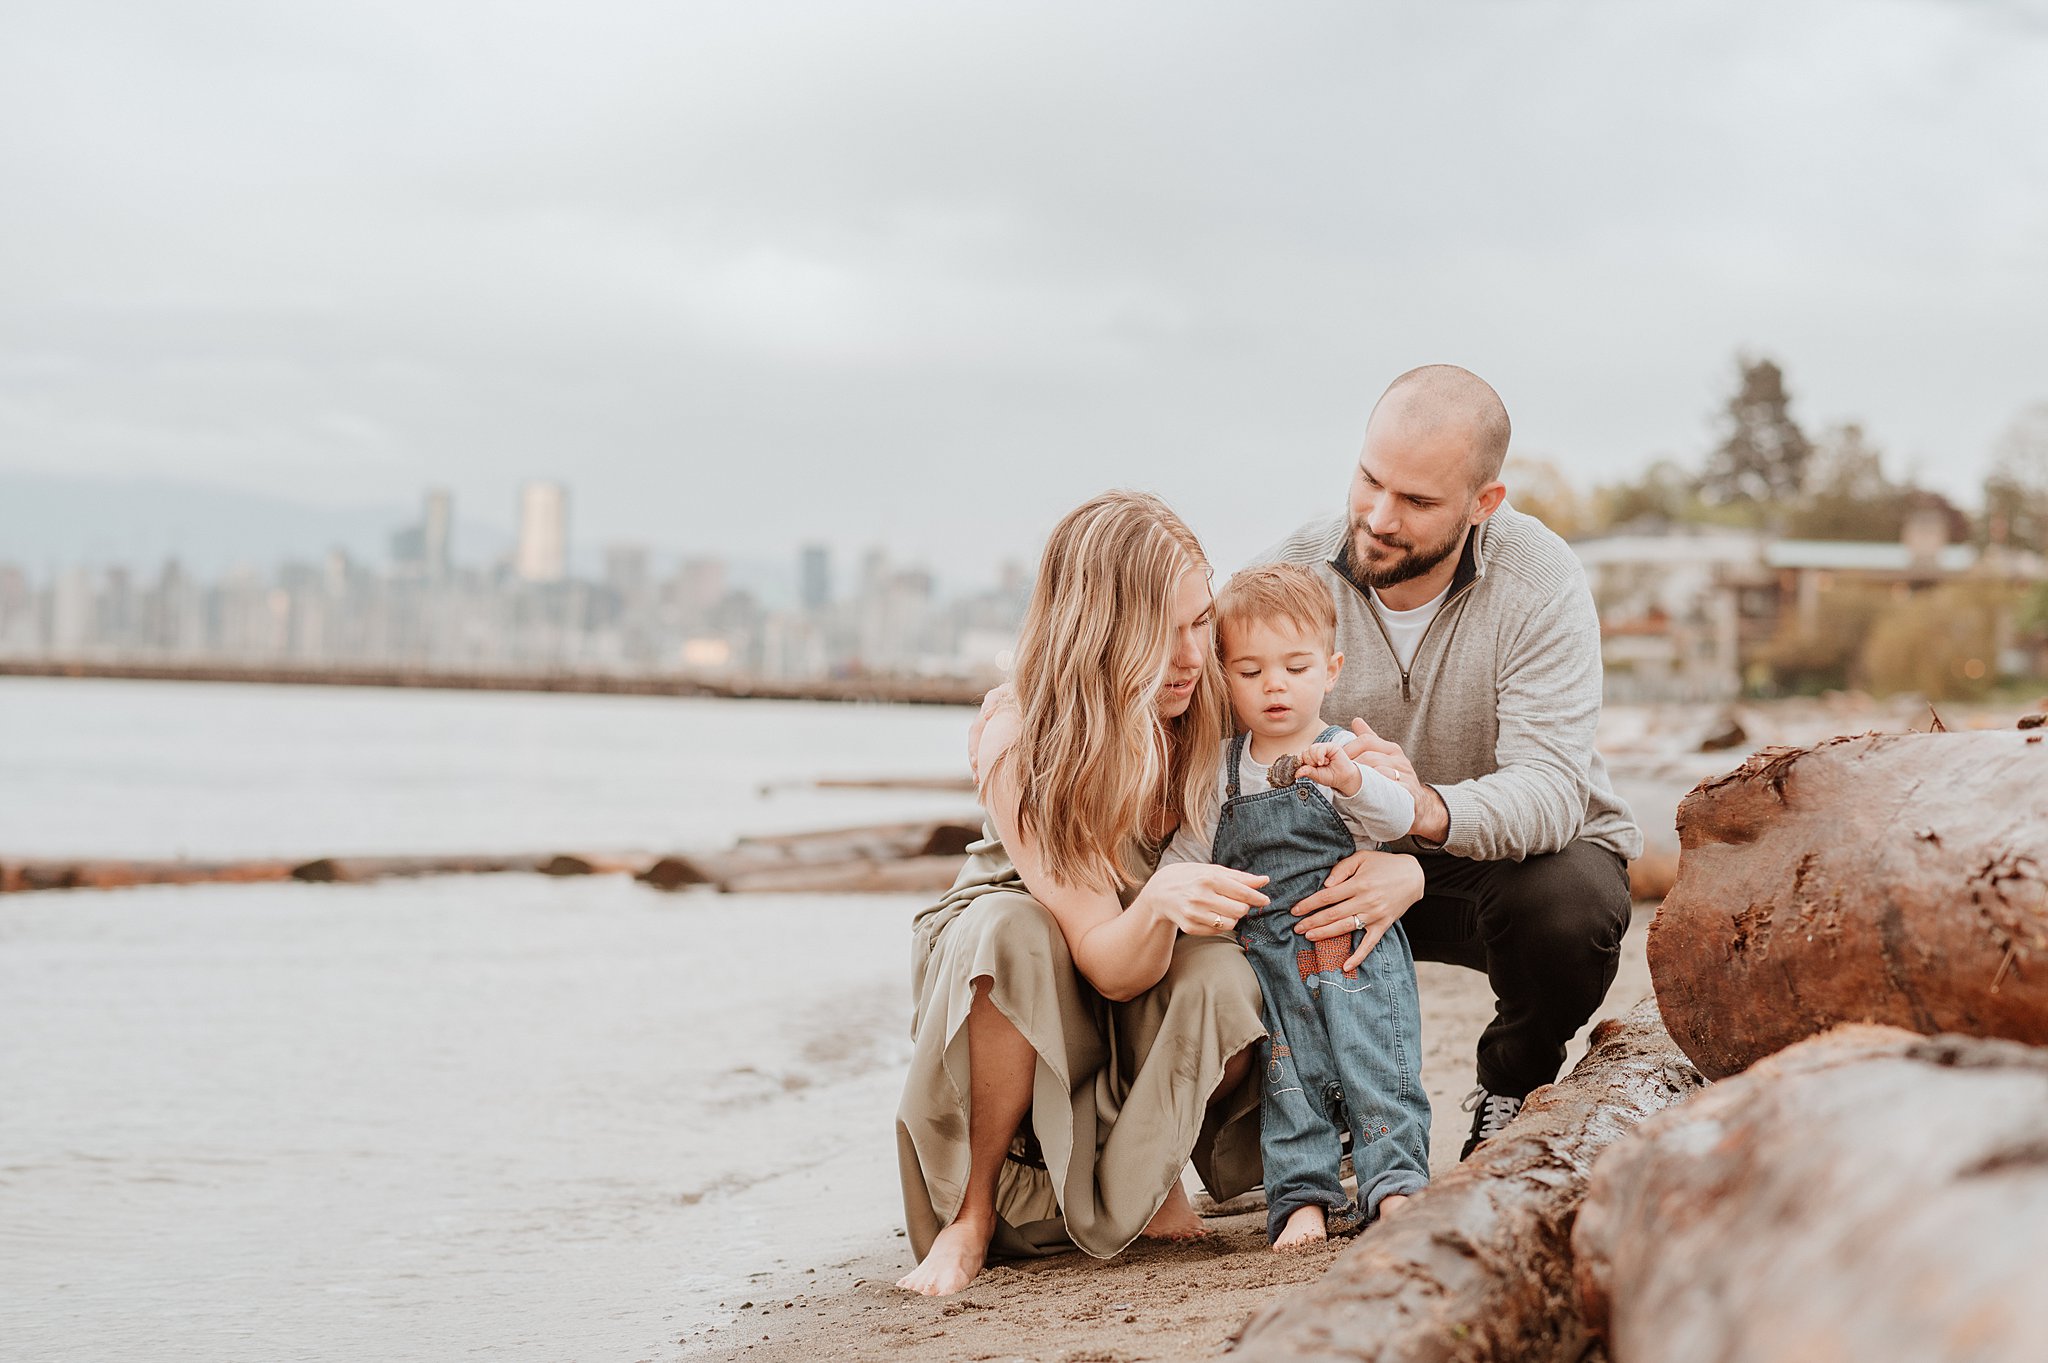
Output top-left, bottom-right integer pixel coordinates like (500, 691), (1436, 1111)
(1504, 455), (1589, 538)
(1590, 458), (1696, 531)
(1983, 402), (2048, 553)
(1785, 423), (1908, 541)
(1699, 355), (1813, 507)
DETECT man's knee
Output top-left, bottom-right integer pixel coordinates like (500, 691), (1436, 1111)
(1487, 844), (1630, 962)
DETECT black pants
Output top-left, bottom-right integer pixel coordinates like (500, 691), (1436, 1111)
(1401, 840), (1632, 1099)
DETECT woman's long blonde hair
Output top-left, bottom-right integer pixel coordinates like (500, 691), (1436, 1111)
(994, 490), (1226, 890)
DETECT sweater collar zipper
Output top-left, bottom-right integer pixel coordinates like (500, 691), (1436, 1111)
(1356, 577), (1477, 701)
(1331, 530), (1484, 703)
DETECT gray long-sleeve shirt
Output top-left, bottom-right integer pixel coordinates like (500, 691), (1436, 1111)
(1261, 505), (1642, 864)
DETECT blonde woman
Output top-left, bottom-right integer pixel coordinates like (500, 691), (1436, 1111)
(896, 490), (1281, 1297)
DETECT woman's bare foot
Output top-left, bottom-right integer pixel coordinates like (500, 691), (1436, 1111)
(1377, 1192), (1412, 1221)
(1272, 1203), (1327, 1252)
(1140, 1180), (1208, 1241)
(895, 1212), (994, 1296)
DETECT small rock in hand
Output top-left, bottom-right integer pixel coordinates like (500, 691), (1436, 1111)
(1268, 753), (1302, 786)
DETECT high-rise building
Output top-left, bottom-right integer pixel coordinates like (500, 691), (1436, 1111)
(799, 543), (831, 612)
(516, 481), (568, 583)
(422, 489), (453, 577)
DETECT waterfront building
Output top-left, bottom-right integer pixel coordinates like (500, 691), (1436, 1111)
(515, 481), (568, 583)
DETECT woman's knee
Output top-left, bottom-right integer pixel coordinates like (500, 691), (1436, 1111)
(1157, 936), (1263, 1016)
(950, 892), (1067, 968)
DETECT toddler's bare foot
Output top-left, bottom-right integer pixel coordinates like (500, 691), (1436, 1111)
(1272, 1203), (1327, 1252)
(895, 1212), (993, 1296)
(1141, 1181), (1208, 1241)
(1377, 1193), (1412, 1221)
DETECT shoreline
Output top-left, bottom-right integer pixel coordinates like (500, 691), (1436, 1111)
(701, 905), (1657, 1361)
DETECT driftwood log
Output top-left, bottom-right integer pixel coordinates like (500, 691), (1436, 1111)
(1574, 1024), (2048, 1363)
(1230, 998), (1702, 1363)
(289, 853), (542, 883)
(4, 818), (983, 897)
(1650, 730), (2048, 1080)
(0, 857), (297, 893)
(636, 818), (978, 893)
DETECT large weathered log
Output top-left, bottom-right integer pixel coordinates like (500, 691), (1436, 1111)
(1230, 998), (1703, 1363)
(1650, 729), (2048, 1079)
(1574, 1025), (2048, 1363)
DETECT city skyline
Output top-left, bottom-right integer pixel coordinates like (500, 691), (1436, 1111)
(0, 475), (1037, 682)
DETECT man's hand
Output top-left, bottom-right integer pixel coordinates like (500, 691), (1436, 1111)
(1341, 718), (1450, 844)
(1290, 848), (1425, 971)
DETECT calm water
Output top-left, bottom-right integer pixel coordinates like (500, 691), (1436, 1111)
(0, 679), (973, 1361)
(0, 677), (976, 859)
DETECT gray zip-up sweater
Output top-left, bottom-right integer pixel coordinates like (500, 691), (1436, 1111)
(1262, 505), (1641, 864)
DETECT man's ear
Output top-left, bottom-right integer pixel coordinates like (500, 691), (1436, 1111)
(1470, 480), (1507, 525)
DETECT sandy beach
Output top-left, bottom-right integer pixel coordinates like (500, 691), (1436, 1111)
(693, 902), (1657, 1362)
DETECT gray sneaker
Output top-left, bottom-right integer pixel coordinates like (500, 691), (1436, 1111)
(1459, 1085), (1524, 1159)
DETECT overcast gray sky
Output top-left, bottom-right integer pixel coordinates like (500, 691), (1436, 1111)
(3, 0), (2045, 581)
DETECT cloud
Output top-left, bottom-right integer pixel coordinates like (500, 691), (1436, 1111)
(0, 0), (2043, 579)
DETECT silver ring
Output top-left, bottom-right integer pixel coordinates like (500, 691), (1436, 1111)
(1352, 915), (1364, 932)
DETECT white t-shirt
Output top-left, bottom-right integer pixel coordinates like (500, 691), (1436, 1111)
(1157, 736), (1415, 868)
(1373, 580), (1454, 672)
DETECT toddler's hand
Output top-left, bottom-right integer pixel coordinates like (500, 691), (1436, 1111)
(1298, 740), (1363, 797)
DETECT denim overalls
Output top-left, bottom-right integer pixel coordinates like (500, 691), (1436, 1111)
(1213, 726), (1432, 1241)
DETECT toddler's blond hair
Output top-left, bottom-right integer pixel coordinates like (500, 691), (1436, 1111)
(1214, 563), (1337, 654)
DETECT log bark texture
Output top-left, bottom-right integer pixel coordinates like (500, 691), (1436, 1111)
(1574, 1025), (2048, 1363)
(1650, 730), (2048, 1080)
(1230, 998), (1702, 1363)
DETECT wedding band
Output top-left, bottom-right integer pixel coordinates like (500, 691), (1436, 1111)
(1213, 914), (1225, 929)
(1353, 915), (1364, 932)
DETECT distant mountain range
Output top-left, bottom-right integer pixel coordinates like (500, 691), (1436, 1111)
(0, 470), (796, 602)
(0, 470), (510, 577)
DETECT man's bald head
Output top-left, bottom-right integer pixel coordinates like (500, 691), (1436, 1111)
(1366, 365), (1511, 491)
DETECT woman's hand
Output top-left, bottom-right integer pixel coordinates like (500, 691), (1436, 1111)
(1136, 861), (1270, 938)
(1290, 848), (1425, 971)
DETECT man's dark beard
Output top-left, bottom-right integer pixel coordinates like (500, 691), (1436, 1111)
(1349, 516), (1468, 590)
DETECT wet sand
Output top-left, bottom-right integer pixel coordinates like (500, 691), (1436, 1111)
(694, 902), (1657, 1362)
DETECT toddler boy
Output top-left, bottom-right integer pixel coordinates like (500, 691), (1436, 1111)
(1160, 563), (1432, 1248)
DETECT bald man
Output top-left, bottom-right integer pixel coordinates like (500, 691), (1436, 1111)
(1261, 365), (1641, 1160)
